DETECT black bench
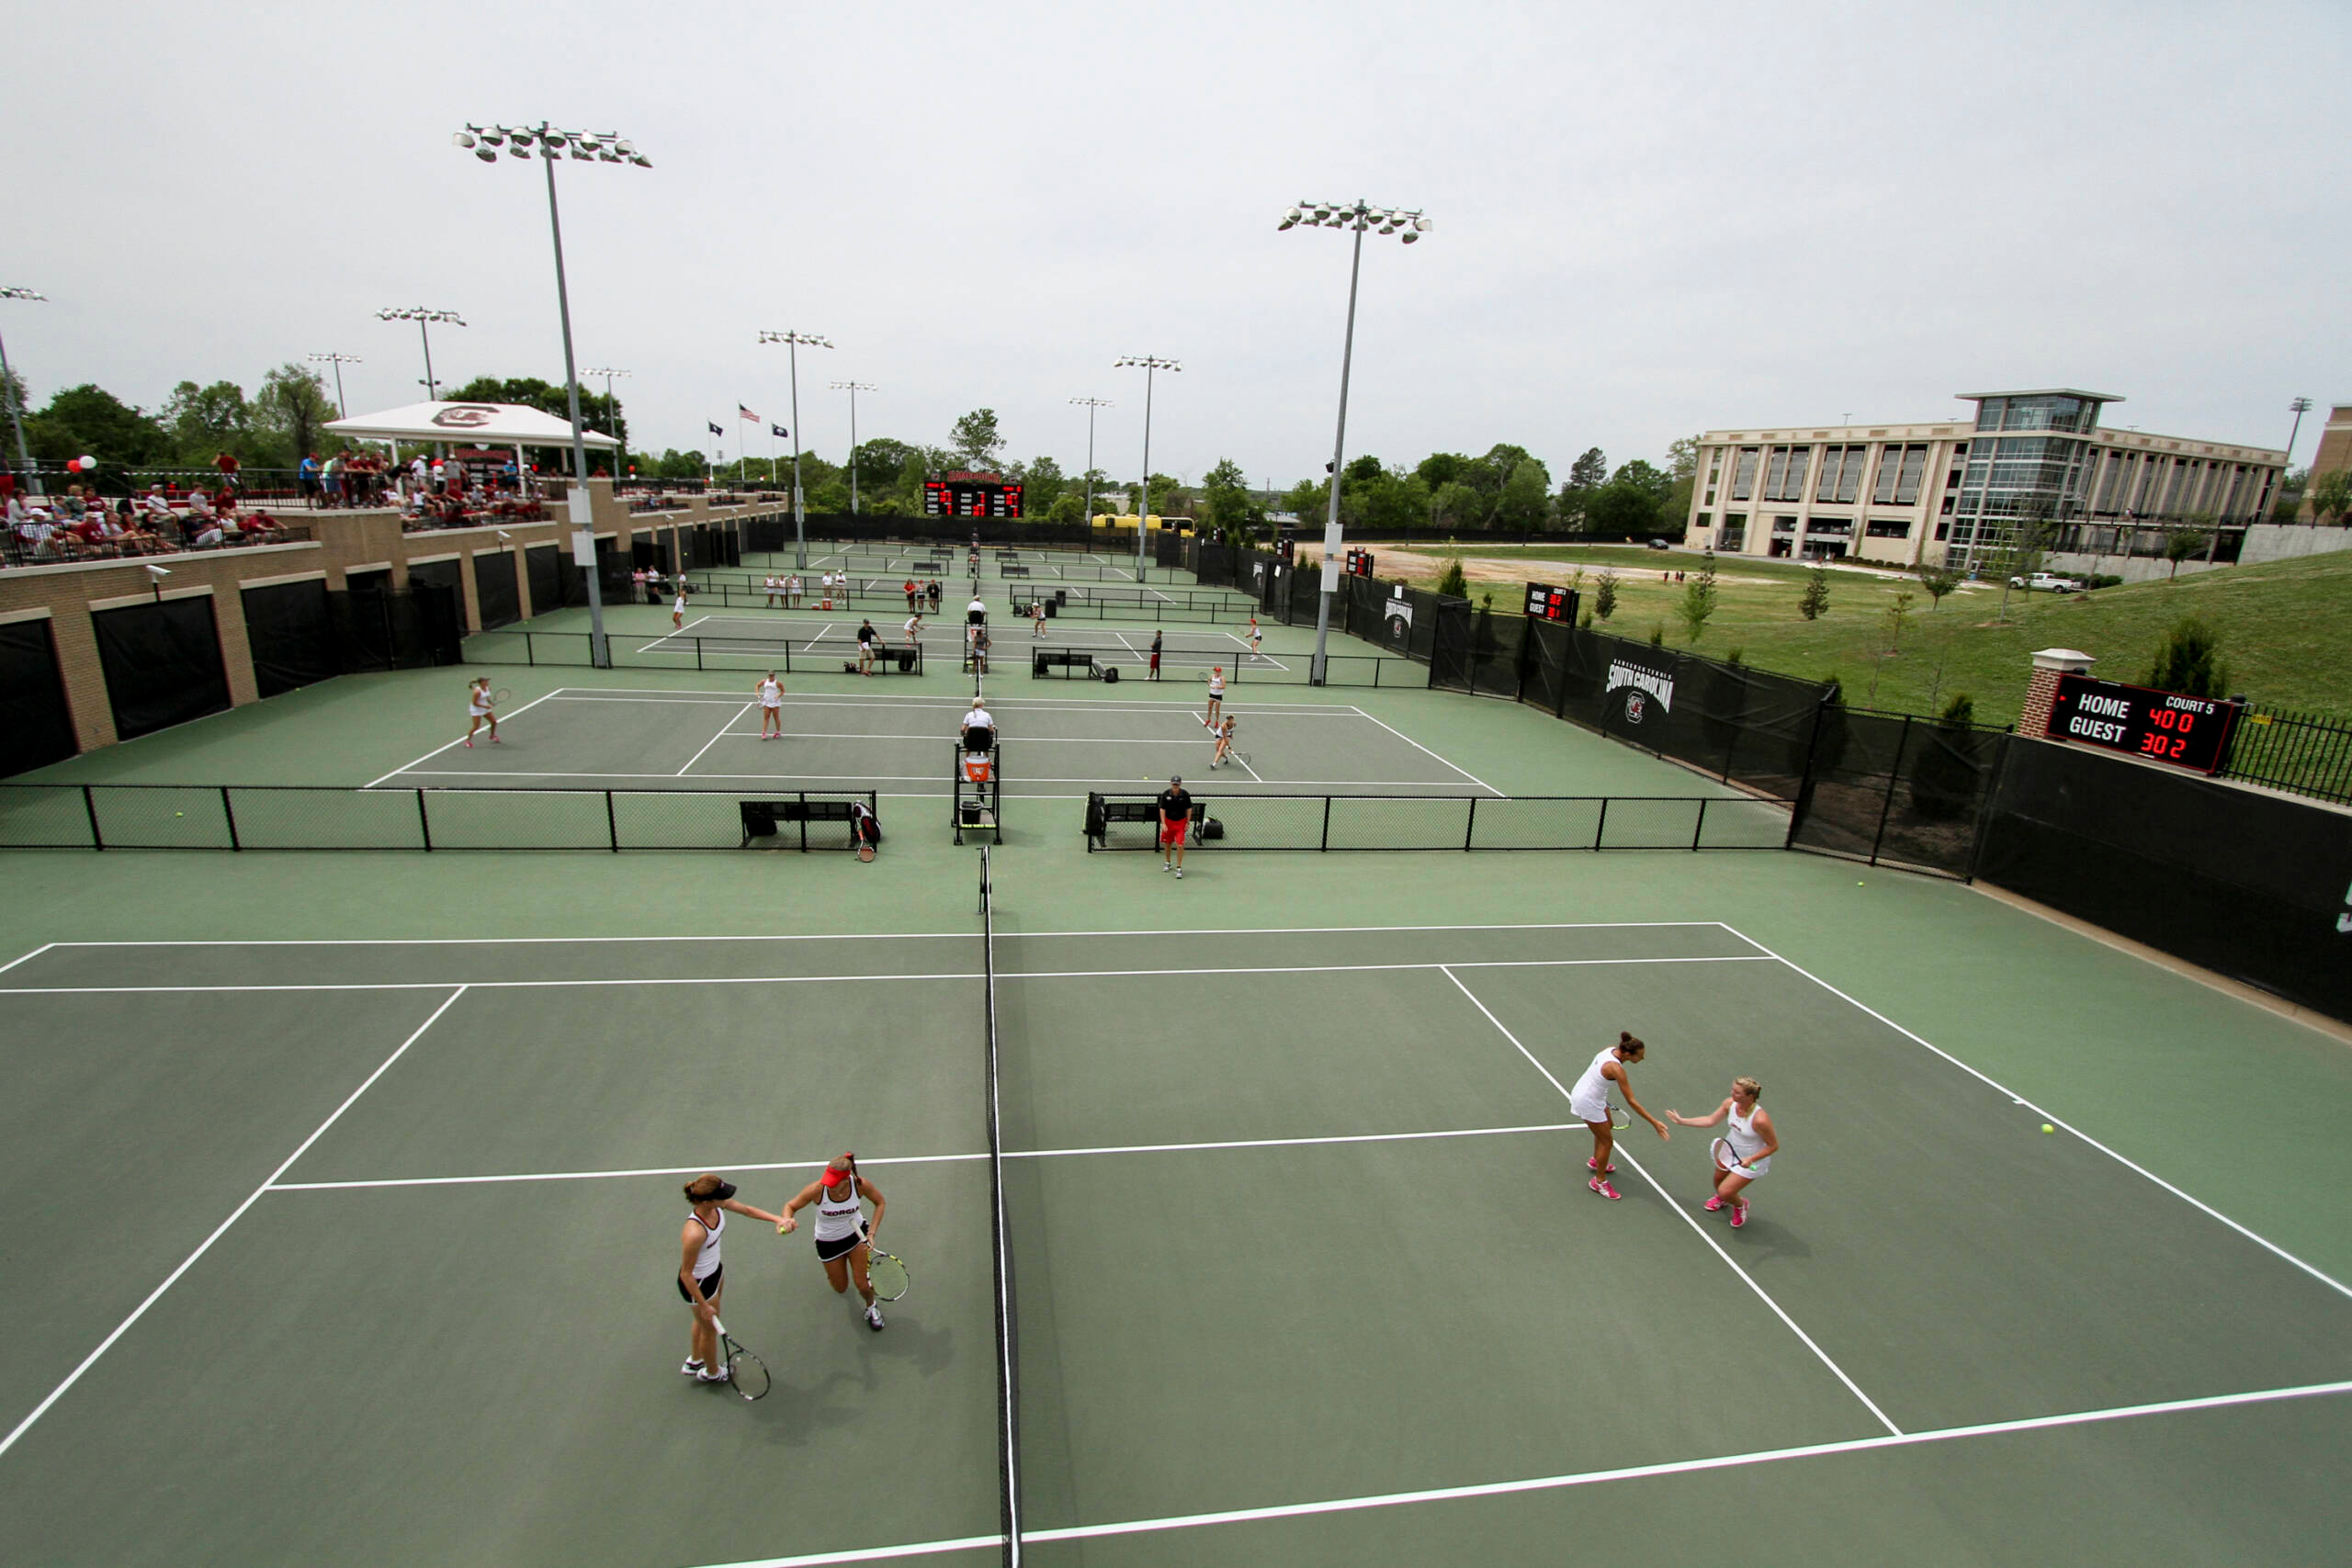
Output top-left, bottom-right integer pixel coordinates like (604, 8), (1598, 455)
(1001, 563), (1031, 577)
(739, 797), (856, 850)
(1085, 793), (1168, 846)
(1033, 649), (1094, 678)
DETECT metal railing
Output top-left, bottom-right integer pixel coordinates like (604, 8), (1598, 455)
(1081, 791), (1792, 852)
(0, 783), (877, 852)
(2223, 705), (2352, 806)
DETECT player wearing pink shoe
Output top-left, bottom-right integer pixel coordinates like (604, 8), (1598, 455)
(1668, 1077), (1776, 1229)
(463, 677), (500, 748)
(1567, 1031), (1667, 1199)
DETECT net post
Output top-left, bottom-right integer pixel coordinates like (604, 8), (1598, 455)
(605, 791), (620, 852)
(695, 636), (705, 672)
(415, 789), (433, 851)
(1320, 795), (1332, 852)
(1593, 795), (1609, 851)
(527, 633), (537, 668)
(1691, 795), (1706, 851)
(82, 784), (103, 850)
(220, 786), (242, 852)
(1464, 795), (1477, 852)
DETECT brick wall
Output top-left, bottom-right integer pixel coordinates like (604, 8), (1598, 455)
(2020, 649), (2097, 739)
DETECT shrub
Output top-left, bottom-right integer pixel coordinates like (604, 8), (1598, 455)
(2145, 616), (2231, 698)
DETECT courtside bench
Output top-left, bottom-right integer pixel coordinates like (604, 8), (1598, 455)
(740, 796), (856, 850)
(1033, 649), (1094, 679)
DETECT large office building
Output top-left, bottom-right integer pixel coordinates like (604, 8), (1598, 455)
(1681, 389), (2286, 572)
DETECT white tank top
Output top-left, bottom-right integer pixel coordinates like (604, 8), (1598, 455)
(813, 1179), (865, 1242)
(687, 1207), (724, 1280)
(1570, 1047), (1621, 1111)
(1208, 674), (1225, 695)
(1725, 1101), (1767, 1164)
(758, 678), (781, 705)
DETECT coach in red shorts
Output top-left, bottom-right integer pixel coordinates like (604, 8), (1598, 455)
(1157, 774), (1193, 880)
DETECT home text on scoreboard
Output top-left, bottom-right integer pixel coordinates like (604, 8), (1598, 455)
(1524, 582), (1580, 623)
(2046, 672), (2240, 775)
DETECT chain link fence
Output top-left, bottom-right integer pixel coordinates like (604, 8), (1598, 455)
(1082, 791), (1790, 852)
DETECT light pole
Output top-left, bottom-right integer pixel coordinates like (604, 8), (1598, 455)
(1113, 356), (1179, 577)
(759, 331), (831, 568)
(1278, 197), (1430, 683)
(831, 380), (876, 514)
(308, 352), (362, 418)
(454, 121), (652, 671)
(1070, 397), (1112, 542)
(376, 307), (465, 400)
(582, 367), (629, 477)
(0, 287), (47, 497)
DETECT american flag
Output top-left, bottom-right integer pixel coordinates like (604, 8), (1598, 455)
(739, 404), (760, 422)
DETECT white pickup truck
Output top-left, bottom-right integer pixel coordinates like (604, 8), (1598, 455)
(2009, 570), (2086, 592)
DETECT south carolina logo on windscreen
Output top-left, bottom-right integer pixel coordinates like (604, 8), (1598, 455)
(1624, 692), (1648, 725)
(431, 405), (499, 429)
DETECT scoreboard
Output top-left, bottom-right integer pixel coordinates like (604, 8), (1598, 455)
(1524, 582), (1580, 623)
(1344, 547), (1376, 577)
(2047, 672), (2240, 775)
(924, 479), (1023, 518)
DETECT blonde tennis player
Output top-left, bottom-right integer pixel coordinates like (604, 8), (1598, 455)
(1204, 665), (1226, 729)
(1568, 1031), (1668, 1200)
(676, 1173), (789, 1382)
(778, 1153), (889, 1331)
(463, 677), (499, 748)
(753, 671), (785, 739)
(1668, 1077), (1777, 1229)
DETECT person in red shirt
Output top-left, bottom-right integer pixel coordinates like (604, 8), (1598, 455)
(214, 451), (242, 492)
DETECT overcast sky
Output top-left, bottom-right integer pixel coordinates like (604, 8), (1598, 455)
(6, 1), (2346, 483)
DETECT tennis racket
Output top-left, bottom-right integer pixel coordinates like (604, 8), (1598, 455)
(492, 686), (513, 708)
(1712, 1136), (1756, 1179)
(1609, 1103), (1631, 1132)
(865, 1240), (910, 1302)
(710, 1317), (769, 1401)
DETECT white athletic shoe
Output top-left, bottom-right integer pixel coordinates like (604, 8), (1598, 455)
(1160, 860), (1170, 872)
(695, 1368), (729, 1383)
(1174, 867), (1183, 879)
(865, 1304), (886, 1332)
(681, 1358), (706, 1376)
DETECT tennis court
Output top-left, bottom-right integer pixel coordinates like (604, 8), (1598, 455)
(636, 615), (1284, 673)
(363, 684), (1496, 798)
(4, 887), (2346, 1566)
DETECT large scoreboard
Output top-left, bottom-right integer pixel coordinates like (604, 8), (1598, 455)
(1524, 581), (1581, 623)
(2047, 672), (2240, 775)
(924, 473), (1023, 518)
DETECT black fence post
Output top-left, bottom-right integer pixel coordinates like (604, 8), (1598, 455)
(416, 789), (433, 851)
(83, 784), (104, 851)
(1786, 699), (1833, 851)
(605, 791), (620, 852)
(1593, 796), (1610, 851)
(1464, 795), (1478, 852)
(798, 791), (810, 852)
(695, 637), (706, 672)
(221, 786), (242, 852)
(1320, 795), (1332, 852)
(1867, 715), (1912, 867)
(1690, 796), (1707, 851)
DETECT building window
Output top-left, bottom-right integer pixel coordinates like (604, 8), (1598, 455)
(1703, 490), (1715, 506)
(1772, 515), (1798, 533)
(1763, 445), (1811, 502)
(1866, 517), (1911, 538)
(1694, 513), (1712, 531)
(1720, 513), (1747, 551)
(1871, 444), (1929, 505)
(1805, 516), (1853, 537)
(1935, 521), (1950, 541)
(1731, 447), (1759, 502)
(1815, 445), (1865, 504)
(1941, 494), (1955, 514)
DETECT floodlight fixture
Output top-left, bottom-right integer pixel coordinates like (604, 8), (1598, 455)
(758, 331), (833, 562)
(1114, 357), (1182, 574)
(1071, 398), (1114, 533)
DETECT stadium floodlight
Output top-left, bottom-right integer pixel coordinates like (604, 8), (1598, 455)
(1070, 398), (1114, 536)
(375, 308), (466, 401)
(1113, 357), (1182, 577)
(1282, 197), (1430, 683)
(831, 380), (878, 513)
(457, 122), (652, 670)
(307, 352), (362, 419)
(0, 286), (46, 496)
(759, 331), (833, 567)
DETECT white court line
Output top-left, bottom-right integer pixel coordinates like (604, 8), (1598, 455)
(1721, 922), (2352, 1303)
(632, 612), (714, 655)
(384, 771), (1487, 787)
(728, 1379), (2352, 1565)
(1441, 964), (1902, 1436)
(1349, 705), (1502, 796)
(360, 690), (566, 790)
(0, 942), (57, 976)
(548, 686), (1348, 714)
(27, 919), (1736, 949)
(678, 703), (756, 774)
(709, 733), (1213, 746)
(0, 955), (1768, 998)
(0, 986), (470, 1461)
(266, 1124), (1589, 1191)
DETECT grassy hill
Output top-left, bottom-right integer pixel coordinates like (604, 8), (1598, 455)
(1360, 543), (2352, 727)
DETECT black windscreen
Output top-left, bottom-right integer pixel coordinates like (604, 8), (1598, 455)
(241, 579), (338, 697)
(93, 597), (232, 740)
(0, 618), (79, 776)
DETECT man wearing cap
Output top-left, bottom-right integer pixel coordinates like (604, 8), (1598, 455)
(1157, 774), (1193, 879)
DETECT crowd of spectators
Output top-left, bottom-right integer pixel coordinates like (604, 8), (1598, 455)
(3, 480), (293, 568)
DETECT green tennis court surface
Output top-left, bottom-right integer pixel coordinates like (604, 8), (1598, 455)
(4, 907), (2347, 1565)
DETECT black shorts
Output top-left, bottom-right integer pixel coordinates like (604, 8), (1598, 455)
(815, 1229), (866, 1264)
(676, 1265), (722, 1303)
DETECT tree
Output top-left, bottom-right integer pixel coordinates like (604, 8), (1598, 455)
(852, 437), (920, 498)
(1556, 446), (1608, 531)
(1916, 561), (1964, 609)
(2145, 616), (2232, 698)
(2163, 525), (2211, 580)
(1798, 562), (1831, 620)
(1436, 552), (1469, 599)
(1020, 455), (1067, 512)
(2306, 468), (2352, 525)
(254, 363), (337, 468)
(1415, 452), (1472, 491)
(1593, 568), (1619, 620)
(1584, 479), (1660, 537)
(161, 379), (254, 463)
(1661, 433), (1702, 527)
(1344, 452), (1385, 485)
(2272, 465), (2309, 522)
(1201, 457), (1263, 548)
(1677, 550), (1719, 641)
(1881, 589), (1917, 654)
(1473, 443), (1535, 501)
(1046, 493), (1085, 525)
(30, 383), (168, 473)
(1430, 479), (1482, 530)
(1610, 457), (1668, 499)
(1283, 479), (1327, 523)
(947, 408), (1005, 471)
(1490, 457), (1552, 532)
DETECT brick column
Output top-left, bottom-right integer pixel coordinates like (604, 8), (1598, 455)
(2021, 648), (2096, 738)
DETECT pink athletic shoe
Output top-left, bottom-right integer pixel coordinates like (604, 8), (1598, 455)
(1587, 1156), (1617, 1175)
(1703, 1195), (1724, 1212)
(1589, 1177), (1621, 1201)
(462, 739), (472, 748)
(1729, 1201), (1747, 1228)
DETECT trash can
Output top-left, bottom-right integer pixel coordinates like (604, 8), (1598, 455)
(1044, 600), (1058, 618)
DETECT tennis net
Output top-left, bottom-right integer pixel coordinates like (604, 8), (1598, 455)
(980, 846), (1023, 1563)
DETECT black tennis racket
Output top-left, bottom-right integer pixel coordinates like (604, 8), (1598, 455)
(710, 1317), (769, 1401)
(865, 1242), (910, 1303)
(492, 686), (513, 709)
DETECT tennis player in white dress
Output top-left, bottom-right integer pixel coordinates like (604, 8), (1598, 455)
(1204, 666), (1227, 729)
(463, 677), (499, 748)
(1668, 1077), (1778, 1229)
(777, 1153), (890, 1332)
(753, 671), (785, 739)
(1568, 1031), (1668, 1200)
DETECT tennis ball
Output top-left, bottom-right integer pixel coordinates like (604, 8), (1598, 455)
(175, 811), (184, 818)
(2041, 1123), (2054, 1134)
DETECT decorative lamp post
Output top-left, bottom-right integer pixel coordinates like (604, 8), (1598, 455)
(452, 122), (650, 670)
(831, 380), (876, 514)
(1277, 197), (1430, 683)
(758, 331), (831, 568)
(1112, 356), (1180, 577)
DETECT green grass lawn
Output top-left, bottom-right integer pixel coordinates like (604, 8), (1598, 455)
(1372, 547), (2352, 726)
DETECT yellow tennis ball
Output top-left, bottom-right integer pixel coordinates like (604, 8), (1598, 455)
(175, 811), (184, 818)
(2041, 1123), (2054, 1134)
